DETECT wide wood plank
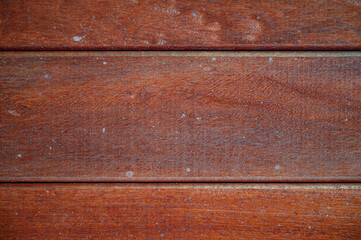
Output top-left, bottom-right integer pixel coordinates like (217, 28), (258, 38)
(0, 0), (361, 50)
(0, 184), (360, 239)
(1, 52), (361, 182)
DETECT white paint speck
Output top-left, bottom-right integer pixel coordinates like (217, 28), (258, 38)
(8, 110), (20, 117)
(345, 118), (348, 121)
(17, 154), (22, 158)
(126, 171), (134, 178)
(269, 57), (273, 62)
(211, 57), (217, 61)
(181, 114), (186, 118)
(274, 165), (280, 170)
(45, 74), (50, 79)
(102, 128), (106, 133)
(196, 117), (201, 120)
(192, 12), (197, 17)
(49, 146), (52, 150)
(161, 234), (165, 237)
(15, 212), (18, 215)
(73, 35), (86, 42)
(308, 225), (311, 229)
(103, 62), (107, 65)
(186, 168), (191, 172)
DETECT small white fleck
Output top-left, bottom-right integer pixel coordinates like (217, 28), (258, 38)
(308, 225), (311, 229)
(186, 168), (191, 172)
(126, 171), (134, 178)
(152, 126), (155, 128)
(181, 114), (186, 118)
(161, 234), (165, 237)
(17, 154), (22, 158)
(211, 57), (217, 61)
(54, 26), (56, 29)
(326, 206), (331, 209)
(274, 165), (280, 170)
(269, 57), (273, 62)
(345, 118), (348, 121)
(45, 74), (50, 79)
(192, 12), (197, 17)
(46, 190), (49, 193)
(73, 35), (85, 42)
(8, 110), (20, 117)
(102, 128), (106, 133)
(103, 62), (107, 65)
(15, 212), (18, 215)
(196, 117), (201, 120)
(49, 146), (52, 150)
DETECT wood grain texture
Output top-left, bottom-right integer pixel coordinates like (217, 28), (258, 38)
(1, 52), (361, 182)
(0, 184), (360, 239)
(1, 0), (361, 50)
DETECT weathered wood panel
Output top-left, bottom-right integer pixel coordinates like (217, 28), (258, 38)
(1, 0), (361, 50)
(0, 184), (360, 239)
(1, 52), (360, 182)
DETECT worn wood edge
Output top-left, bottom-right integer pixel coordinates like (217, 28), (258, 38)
(2, 44), (361, 51)
(1, 176), (361, 183)
(1, 51), (361, 57)
(1, 183), (360, 190)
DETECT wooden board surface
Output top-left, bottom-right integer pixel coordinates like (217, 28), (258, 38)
(1, 52), (361, 182)
(1, 0), (361, 50)
(0, 184), (360, 239)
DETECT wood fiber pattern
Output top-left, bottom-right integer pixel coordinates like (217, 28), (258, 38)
(1, 52), (360, 182)
(0, 184), (360, 239)
(0, 0), (361, 50)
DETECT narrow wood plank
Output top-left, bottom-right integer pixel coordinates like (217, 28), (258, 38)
(1, 52), (361, 182)
(0, 184), (360, 239)
(1, 0), (361, 50)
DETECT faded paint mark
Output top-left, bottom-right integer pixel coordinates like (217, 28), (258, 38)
(243, 19), (263, 42)
(8, 110), (20, 117)
(126, 171), (134, 178)
(73, 35), (86, 42)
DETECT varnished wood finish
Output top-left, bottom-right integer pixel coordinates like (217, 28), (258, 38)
(0, 184), (360, 239)
(1, 52), (360, 182)
(1, 0), (361, 50)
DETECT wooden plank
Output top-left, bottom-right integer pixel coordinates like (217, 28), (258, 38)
(0, 0), (361, 50)
(1, 52), (361, 182)
(0, 184), (360, 239)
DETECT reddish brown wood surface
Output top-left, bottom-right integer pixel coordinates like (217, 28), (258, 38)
(1, 52), (361, 182)
(0, 0), (361, 50)
(0, 184), (360, 239)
